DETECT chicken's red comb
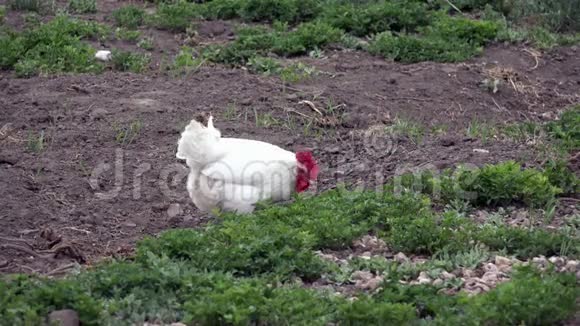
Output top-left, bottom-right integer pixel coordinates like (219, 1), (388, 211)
(296, 151), (319, 180)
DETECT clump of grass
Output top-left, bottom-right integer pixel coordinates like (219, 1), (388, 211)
(238, 0), (321, 23)
(114, 27), (141, 42)
(247, 56), (316, 82)
(172, 46), (205, 74)
(137, 37), (154, 50)
(204, 21), (342, 65)
(385, 118), (425, 144)
(320, 0), (430, 37)
(395, 161), (562, 209)
(147, 1), (202, 32)
(9, 0), (54, 13)
(0, 5), (6, 23)
(0, 15), (109, 77)
(546, 106), (580, 151)
(26, 130), (46, 152)
(466, 119), (498, 144)
(68, 0), (96, 14)
(369, 14), (499, 63)
(112, 5), (145, 29)
(111, 50), (150, 73)
(112, 120), (142, 146)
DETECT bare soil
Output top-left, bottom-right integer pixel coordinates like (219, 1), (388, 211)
(0, 4), (579, 274)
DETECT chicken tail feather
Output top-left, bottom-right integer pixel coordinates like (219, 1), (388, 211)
(176, 116), (221, 168)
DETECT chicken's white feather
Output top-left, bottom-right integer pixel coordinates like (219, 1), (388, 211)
(177, 116), (298, 213)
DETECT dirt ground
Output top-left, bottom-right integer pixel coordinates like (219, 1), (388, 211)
(0, 3), (579, 274)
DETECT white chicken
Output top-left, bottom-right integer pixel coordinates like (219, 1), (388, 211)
(176, 116), (319, 213)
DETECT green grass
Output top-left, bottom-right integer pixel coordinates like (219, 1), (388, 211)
(111, 5), (145, 29)
(114, 27), (141, 42)
(0, 5), (6, 24)
(67, 0), (96, 14)
(0, 15), (109, 77)
(203, 21), (342, 66)
(112, 120), (143, 145)
(112, 50), (151, 73)
(9, 0), (54, 13)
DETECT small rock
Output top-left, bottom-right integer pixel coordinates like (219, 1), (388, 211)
(484, 263), (499, 273)
(360, 251), (372, 260)
(441, 271), (456, 280)
(565, 260), (578, 273)
(461, 268), (476, 278)
(285, 93), (299, 100)
(171, 323), (187, 326)
(481, 272), (498, 284)
(394, 252), (409, 263)
(89, 108), (108, 120)
(123, 221), (137, 228)
(548, 256), (565, 267)
(351, 270), (373, 281)
(432, 278), (444, 286)
(473, 148), (489, 154)
(417, 271), (431, 285)
(325, 146), (340, 154)
(532, 256), (548, 267)
(167, 203), (182, 218)
(495, 255), (512, 267)
(316, 251), (338, 262)
(440, 137), (456, 147)
(48, 309), (79, 326)
(359, 276), (384, 291)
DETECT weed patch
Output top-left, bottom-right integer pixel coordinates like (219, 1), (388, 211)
(0, 15), (109, 77)
(111, 50), (150, 73)
(68, 0), (96, 14)
(112, 5), (145, 29)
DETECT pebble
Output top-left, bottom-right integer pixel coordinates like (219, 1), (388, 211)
(432, 278), (444, 286)
(495, 255), (512, 267)
(565, 260), (578, 273)
(48, 310), (79, 326)
(441, 271), (456, 280)
(548, 256), (565, 267)
(473, 148), (490, 154)
(418, 271), (432, 285)
(394, 252), (409, 263)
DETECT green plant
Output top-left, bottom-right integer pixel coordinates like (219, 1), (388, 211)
(385, 118), (424, 144)
(147, 1), (201, 32)
(369, 31), (482, 63)
(0, 15), (108, 77)
(112, 5), (145, 29)
(111, 50), (150, 73)
(320, 0), (430, 37)
(9, 0), (54, 13)
(546, 106), (580, 151)
(68, 0), (96, 14)
(26, 130), (46, 152)
(466, 119), (497, 144)
(172, 46), (205, 74)
(114, 27), (141, 42)
(113, 120), (142, 146)
(137, 37), (154, 50)
(238, 0), (321, 23)
(0, 5), (6, 24)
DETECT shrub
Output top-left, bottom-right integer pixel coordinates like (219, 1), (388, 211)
(112, 5), (145, 29)
(147, 1), (201, 32)
(0, 15), (108, 77)
(238, 0), (321, 23)
(68, 0), (96, 14)
(111, 50), (150, 73)
(320, 0), (430, 37)
(369, 31), (481, 63)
